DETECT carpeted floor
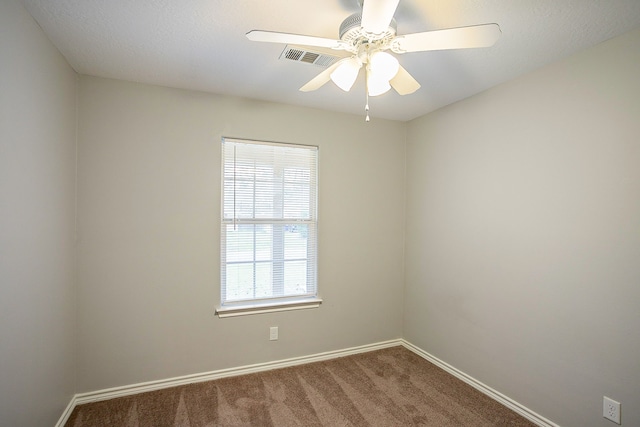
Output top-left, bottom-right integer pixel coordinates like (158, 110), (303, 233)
(66, 346), (537, 426)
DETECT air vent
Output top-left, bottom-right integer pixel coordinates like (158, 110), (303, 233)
(280, 46), (340, 68)
(299, 51), (320, 64)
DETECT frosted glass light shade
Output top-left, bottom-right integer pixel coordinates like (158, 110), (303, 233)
(330, 58), (362, 91)
(369, 51), (400, 81)
(367, 74), (392, 96)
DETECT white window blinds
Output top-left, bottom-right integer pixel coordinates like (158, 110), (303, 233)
(221, 138), (318, 306)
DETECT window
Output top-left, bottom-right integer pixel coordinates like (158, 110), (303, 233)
(216, 138), (320, 317)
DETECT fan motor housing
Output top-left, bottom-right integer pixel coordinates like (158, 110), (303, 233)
(339, 12), (397, 45)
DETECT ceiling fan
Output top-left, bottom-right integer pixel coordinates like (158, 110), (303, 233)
(247, 0), (501, 120)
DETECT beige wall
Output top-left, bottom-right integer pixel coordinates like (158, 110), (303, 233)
(3, 4), (639, 424)
(0, 1), (77, 426)
(76, 76), (406, 392)
(404, 28), (640, 427)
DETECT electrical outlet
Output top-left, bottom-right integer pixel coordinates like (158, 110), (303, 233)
(269, 326), (278, 341)
(603, 396), (621, 424)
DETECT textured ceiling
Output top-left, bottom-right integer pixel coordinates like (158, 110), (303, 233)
(21, 0), (640, 121)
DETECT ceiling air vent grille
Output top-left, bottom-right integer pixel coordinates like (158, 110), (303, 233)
(300, 51), (320, 64)
(280, 46), (340, 68)
(284, 48), (304, 61)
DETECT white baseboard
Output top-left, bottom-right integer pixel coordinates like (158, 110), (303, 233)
(400, 340), (560, 427)
(57, 338), (558, 427)
(55, 395), (77, 427)
(55, 339), (403, 426)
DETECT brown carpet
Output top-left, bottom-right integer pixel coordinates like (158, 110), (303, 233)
(66, 346), (536, 426)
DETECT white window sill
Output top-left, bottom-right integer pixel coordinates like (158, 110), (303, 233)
(216, 297), (323, 318)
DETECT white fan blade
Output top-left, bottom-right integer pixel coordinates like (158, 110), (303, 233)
(390, 65), (420, 95)
(361, 0), (400, 36)
(247, 30), (345, 50)
(392, 23), (501, 53)
(300, 58), (349, 92)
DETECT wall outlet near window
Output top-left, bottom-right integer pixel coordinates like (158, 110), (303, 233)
(269, 326), (279, 341)
(603, 396), (621, 424)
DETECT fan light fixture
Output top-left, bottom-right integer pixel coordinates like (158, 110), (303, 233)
(330, 58), (362, 91)
(367, 73), (391, 97)
(366, 51), (399, 96)
(369, 51), (399, 81)
(331, 50), (399, 96)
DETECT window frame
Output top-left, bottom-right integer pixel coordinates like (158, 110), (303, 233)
(216, 137), (321, 318)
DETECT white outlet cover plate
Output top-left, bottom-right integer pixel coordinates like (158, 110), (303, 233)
(603, 396), (621, 424)
(269, 326), (278, 341)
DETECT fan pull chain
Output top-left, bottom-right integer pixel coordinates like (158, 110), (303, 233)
(365, 94), (370, 122)
(364, 66), (370, 122)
